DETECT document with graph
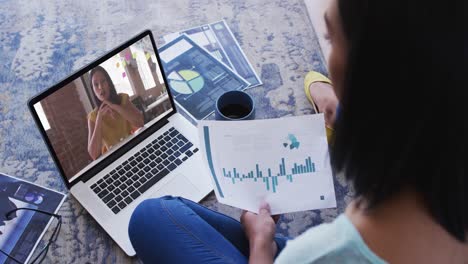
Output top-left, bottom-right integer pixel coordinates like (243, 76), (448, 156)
(0, 173), (65, 264)
(198, 114), (336, 214)
(163, 20), (262, 88)
(159, 34), (250, 123)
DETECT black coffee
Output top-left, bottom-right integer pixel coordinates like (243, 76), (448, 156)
(220, 104), (251, 119)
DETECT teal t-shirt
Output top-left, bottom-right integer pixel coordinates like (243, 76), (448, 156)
(275, 214), (387, 264)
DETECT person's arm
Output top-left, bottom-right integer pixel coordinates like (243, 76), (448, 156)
(249, 238), (276, 264)
(241, 203), (278, 264)
(88, 118), (102, 160)
(87, 104), (112, 160)
(103, 99), (144, 128)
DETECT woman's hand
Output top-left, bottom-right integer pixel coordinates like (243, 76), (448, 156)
(101, 100), (117, 110)
(101, 99), (144, 128)
(97, 101), (116, 121)
(241, 202), (278, 264)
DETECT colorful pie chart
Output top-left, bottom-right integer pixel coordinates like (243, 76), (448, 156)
(168, 70), (205, 95)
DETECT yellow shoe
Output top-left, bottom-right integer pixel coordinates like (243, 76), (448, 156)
(304, 71), (335, 143)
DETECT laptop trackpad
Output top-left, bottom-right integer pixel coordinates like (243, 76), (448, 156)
(151, 174), (201, 198)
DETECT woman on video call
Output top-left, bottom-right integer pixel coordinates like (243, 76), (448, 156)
(87, 66), (144, 160)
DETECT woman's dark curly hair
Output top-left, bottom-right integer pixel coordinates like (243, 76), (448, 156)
(332, 0), (467, 242)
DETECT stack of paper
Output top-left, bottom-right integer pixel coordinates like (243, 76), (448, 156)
(0, 173), (65, 264)
(159, 21), (262, 122)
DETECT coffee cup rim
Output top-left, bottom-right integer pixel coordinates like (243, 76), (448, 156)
(216, 90), (255, 120)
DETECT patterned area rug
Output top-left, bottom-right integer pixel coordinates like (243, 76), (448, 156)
(0, 0), (352, 262)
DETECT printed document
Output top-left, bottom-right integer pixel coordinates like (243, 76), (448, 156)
(198, 114), (336, 214)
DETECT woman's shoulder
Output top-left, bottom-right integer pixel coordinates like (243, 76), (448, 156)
(275, 215), (349, 262)
(275, 214), (386, 264)
(87, 108), (99, 121)
(118, 93), (129, 99)
(118, 93), (130, 105)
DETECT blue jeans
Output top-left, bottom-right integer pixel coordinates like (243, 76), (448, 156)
(128, 196), (287, 263)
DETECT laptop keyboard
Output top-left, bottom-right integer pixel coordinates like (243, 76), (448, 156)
(90, 127), (199, 214)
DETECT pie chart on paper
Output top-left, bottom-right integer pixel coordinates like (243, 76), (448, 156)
(168, 70), (205, 95)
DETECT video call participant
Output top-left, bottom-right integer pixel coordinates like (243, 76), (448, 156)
(87, 66), (144, 160)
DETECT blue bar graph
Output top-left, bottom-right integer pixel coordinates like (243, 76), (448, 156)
(221, 156), (317, 193)
(204, 126), (318, 195)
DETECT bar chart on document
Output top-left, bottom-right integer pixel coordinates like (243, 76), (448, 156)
(198, 114), (337, 214)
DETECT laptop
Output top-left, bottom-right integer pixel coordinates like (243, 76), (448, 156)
(28, 30), (213, 256)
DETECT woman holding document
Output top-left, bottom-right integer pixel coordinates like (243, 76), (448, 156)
(128, 0), (467, 263)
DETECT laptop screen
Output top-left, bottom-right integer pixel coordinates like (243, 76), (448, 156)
(32, 34), (173, 182)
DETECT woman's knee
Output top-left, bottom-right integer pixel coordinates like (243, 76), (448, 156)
(128, 196), (179, 238)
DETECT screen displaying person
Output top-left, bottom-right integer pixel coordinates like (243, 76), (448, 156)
(87, 66), (144, 160)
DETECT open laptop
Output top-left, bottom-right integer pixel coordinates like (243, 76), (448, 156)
(28, 30), (213, 256)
